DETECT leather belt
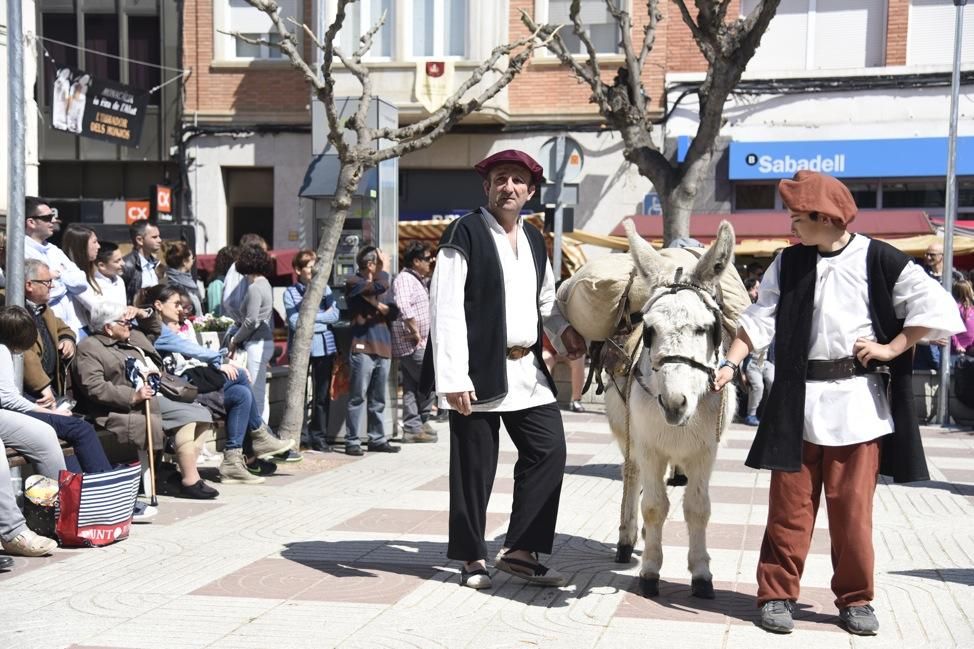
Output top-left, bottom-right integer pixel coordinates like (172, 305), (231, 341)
(806, 357), (886, 381)
(506, 346), (533, 360)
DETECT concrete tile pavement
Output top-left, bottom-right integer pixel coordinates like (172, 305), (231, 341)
(1, 412), (973, 649)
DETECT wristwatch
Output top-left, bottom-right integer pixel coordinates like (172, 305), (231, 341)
(718, 359), (739, 376)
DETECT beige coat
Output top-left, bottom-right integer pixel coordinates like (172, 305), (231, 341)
(71, 326), (164, 450)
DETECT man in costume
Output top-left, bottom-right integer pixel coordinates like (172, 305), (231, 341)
(426, 149), (585, 589)
(714, 170), (962, 636)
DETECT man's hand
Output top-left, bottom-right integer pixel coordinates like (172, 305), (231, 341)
(58, 339), (75, 359)
(130, 385), (155, 405)
(446, 391), (477, 416)
(36, 386), (56, 409)
(220, 363), (239, 380)
(853, 338), (898, 365)
(560, 326), (586, 360)
(713, 366), (735, 391)
(227, 340), (238, 356)
(377, 249), (391, 272)
(375, 302), (390, 316)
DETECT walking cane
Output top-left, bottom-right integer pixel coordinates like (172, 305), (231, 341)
(144, 400), (158, 507)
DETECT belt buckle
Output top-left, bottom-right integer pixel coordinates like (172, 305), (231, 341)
(507, 346), (529, 360)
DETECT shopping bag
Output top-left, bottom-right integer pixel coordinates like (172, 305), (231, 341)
(330, 354), (350, 401)
(55, 463), (141, 548)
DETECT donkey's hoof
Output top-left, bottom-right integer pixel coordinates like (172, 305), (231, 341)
(615, 544), (634, 563)
(639, 576), (660, 598)
(691, 578), (715, 599)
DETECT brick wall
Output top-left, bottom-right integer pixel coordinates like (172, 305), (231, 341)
(182, 0), (312, 121)
(666, 1), (743, 72)
(508, 0), (667, 118)
(885, 0), (909, 66)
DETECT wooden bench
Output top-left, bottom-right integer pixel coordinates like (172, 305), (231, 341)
(4, 439), (75, 469)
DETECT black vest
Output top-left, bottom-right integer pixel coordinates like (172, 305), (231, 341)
(421, 210), (556, 403)
(745, 237), (930, 483)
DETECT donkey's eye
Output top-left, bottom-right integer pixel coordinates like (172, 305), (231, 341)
(642, 326), (654, 347)
(694, 327), (708, 336)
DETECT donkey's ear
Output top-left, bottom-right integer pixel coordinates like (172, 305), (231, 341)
(691, 220), (736, 287)
(624, 219), (663, 284)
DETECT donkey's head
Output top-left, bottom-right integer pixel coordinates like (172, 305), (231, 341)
(623, 219), (736, 426)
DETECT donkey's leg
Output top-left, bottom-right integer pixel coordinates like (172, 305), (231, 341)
(617, 456), (640, 563)
(637, 452), (669, 597)
(683, 448), (716, 599)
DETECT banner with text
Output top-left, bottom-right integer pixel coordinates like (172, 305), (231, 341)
(52, 68), (148, 148)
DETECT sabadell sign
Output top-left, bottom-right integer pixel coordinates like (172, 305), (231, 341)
(728, 137), (974, 180)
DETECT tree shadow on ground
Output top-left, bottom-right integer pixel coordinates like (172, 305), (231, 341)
(565, 462), (621, 480)
(888, 568), (974, 586)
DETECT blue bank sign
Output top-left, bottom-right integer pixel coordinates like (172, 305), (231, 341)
(728, 137), (974, 180)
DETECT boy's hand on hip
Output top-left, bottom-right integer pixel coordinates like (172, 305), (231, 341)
(853, 338), (896, 365)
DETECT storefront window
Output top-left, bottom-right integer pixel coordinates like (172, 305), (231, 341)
(845, 182), (877, 208)
(882, 182), (946, 209)
(734, 183), (776, 210)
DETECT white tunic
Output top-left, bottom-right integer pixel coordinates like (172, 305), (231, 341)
(431, 209), (569, 412)
(739, 235), (963, 446)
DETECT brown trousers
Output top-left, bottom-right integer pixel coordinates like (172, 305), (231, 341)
(756, 439), (881, 608)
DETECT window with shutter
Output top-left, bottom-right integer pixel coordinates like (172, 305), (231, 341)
(907, 0), (974, 66)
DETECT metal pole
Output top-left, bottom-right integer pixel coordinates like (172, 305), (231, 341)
(6, 0), (27, 386)
(938, 0), (967, 426)
(552, 135), (565, 279)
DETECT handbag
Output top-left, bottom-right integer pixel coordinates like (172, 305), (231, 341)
(182, 365), (228, 393)
(158, 373), (199, 402)
(55, 463), (141, 548)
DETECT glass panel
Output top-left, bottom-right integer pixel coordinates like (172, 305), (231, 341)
(42, 13), (79, 71)
(959, 180), (974, 208)
(549, 0), (618, 54)
(734, 183), (776, 210)
(235, 33), (262, 58)
(128, 14), (160, 104)
(371, 0), (394, 57)
(85, 13), (120, 81)
(412, 0), (434, 56)
(267, 32), (283, 58)
(444, 0), (466, 56)
(844, 182), (878, 208)
(340, 2), (362, 54)
(882, 181), (946, 208)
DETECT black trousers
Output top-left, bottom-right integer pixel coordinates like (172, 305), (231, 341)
(447, 402), (566, 561)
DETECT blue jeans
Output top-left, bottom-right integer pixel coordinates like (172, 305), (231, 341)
(345, 353), (389, 447)
(27, 411), (112, 474)
(222, 373), (263, 450)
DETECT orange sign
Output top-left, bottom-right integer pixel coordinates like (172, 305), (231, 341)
(125, 201), (151, 224)
(155, 185), (172, 213)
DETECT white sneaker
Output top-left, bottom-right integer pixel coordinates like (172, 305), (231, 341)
(132, 501), (158, 523)
(2, 529), (57, 556)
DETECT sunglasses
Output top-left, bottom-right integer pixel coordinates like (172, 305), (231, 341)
(421, 255), (435, 262)
(29, 208), (59, 223)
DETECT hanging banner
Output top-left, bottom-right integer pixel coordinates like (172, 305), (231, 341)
(414, 60), (454, 113)
(52, 67), (149, 148)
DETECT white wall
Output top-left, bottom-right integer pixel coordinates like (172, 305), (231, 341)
(189, 132), (312, 252)
(0, 0), (39, 218)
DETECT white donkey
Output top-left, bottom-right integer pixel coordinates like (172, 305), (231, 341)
(604, 219), (738, 599)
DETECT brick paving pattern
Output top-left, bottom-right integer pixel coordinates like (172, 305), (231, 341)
(2, 412), (973, 648)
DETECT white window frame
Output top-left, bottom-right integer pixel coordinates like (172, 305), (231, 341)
(533, 0), (627, 59)
(214, 0), (300, 63)
(331, 0), (397, 61)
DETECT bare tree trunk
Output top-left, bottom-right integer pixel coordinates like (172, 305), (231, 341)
(277, 165), (360, 442)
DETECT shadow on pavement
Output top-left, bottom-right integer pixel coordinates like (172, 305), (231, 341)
(565, 462), (621, 480)
(898, 479), (974, 496)
(889, 568), (974, 586)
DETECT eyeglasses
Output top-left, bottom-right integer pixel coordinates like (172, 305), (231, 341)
(421, 255), (435, 262)
(111, 319), (133, 328)
(29, 208), (59, 223)
(924, 252), (943, 258)
(27, 279), (53, 288)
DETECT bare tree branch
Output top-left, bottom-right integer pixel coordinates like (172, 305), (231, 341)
(604, 0), (647, 114)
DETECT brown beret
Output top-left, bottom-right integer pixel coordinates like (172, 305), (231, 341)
(474, 149), (545, 186)
(778, 170), (857, 225)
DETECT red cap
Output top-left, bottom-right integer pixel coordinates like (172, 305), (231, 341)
(473, 149), (545, 186)
(778, 170), (858, 225)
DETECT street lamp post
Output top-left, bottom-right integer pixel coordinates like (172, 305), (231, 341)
(938, 0), (967, 426)
(6, 0), (27, 385)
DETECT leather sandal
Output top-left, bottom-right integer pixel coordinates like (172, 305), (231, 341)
(460, 565), (492, 590)
(494, 552), (567, 587)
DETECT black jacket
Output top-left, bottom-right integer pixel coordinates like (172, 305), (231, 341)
(745, 237), (929, 483)
(121, 249), (155, 305)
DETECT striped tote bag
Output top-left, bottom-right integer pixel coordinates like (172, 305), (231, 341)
(56, 463), (141, 547)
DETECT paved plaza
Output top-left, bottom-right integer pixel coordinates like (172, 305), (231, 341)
(2, 408), (973, 649)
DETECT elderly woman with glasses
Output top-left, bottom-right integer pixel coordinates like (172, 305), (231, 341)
(71, 301), (219, 499)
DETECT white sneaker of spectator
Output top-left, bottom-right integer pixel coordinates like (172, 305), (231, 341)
(132, 501), (158, 523)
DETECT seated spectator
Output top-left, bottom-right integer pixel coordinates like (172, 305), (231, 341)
(61, 223), (102, 334)
(21, 259), (76, 407)
(72, 302), (218, 500)
(206, 246), (238, 316)
(164, 240), (203, 318)
(145, 285), (292, 484)
(93, 241), (128, 306)
(0, 425), (59, 557)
